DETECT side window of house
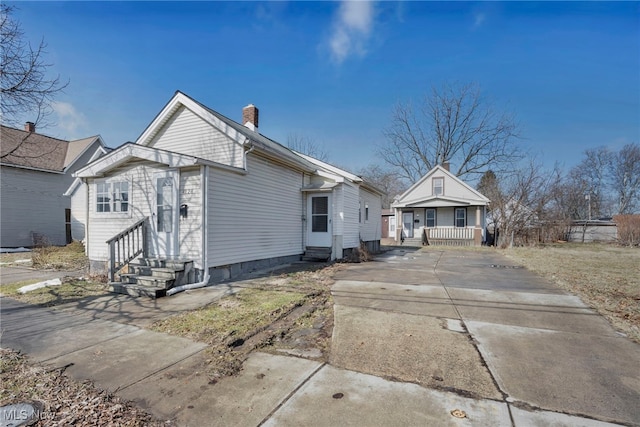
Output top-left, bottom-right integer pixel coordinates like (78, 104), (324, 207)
(389, 217), (396, 233)
(455, 208), (466, 228)
(365, 203), (369, 221)
(426, 209), (436, 227)
(96, 180), (129, 213)
(433, 177), (444, 196)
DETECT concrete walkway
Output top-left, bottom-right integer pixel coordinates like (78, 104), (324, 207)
(1, 248), (638, 426)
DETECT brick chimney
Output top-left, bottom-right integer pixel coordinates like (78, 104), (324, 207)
(242, 104), (259, 131)
(442, 161), (450, 172)
(24, 122), (36, 132)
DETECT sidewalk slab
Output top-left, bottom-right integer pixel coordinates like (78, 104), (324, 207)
(46, 329), (207, 392)
(467, 320), (640, 425)
(447, 287), (618, 336)
(265, 364), (511, 426)
(0, 298), (138, 361)
(330, 304), (501, 400)
(510, 406), (624, 427)
(332, 280), (457, 317)
(177, 352), (321, 427)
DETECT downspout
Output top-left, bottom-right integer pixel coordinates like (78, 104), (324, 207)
(167, 164), (210, 296)
(84, 178), (90, 256)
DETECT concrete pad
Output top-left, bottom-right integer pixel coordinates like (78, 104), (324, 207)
(447, 287), (619, 336)
(178, 352), (321, 427)
(46, 329), (207, 392)
(335, 267), (442, 286)
(467, 320), (640, 425)
(332, 280), (458, 318)
(117, 351), (215, 420)
(510, 406), (625, 427)
(437, 269), (561, 293)
(331, 304), (501, 399)
(264, 365), (511, 427)
(0, 298), (140, 361)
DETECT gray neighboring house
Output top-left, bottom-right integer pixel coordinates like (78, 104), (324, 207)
(0, 123), (107, 247)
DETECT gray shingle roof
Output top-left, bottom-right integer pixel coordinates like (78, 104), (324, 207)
(0, 125), (69, 172)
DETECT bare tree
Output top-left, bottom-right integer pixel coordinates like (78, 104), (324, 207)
(610, 143), (640, 214)
(357, 163), (407, 208)
(380, 82), (521, 182)
(482, 161), (559, 248)
(286, 133), (329, 162)
(569, 146), (615, 218)
(1, 4), (67, 129)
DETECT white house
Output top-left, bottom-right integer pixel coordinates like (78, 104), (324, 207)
(75, 91), (382, 294)
(391, 164), (489, 246)
(0, 123), (107, 247)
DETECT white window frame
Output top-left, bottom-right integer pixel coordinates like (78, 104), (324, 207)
(389, 216), (396, 234)
(433, 177), (444, 196)
(95, 178), (131, 217)
(455, 208), (466, 228)
(426, 208), (436, 228)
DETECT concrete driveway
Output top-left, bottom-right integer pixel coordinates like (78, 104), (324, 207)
(1, 248), (638, 426)
(325, 247), (640, 426)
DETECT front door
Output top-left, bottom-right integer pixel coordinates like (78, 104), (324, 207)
(152, 170), (179, 257)
(307, 194), (332, 247)
(402, 212), (414, 238)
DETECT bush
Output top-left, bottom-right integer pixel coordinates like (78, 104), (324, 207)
(614, 215), (640, 246)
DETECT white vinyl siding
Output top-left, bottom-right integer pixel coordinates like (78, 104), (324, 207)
(70, 182), (87, 241)
(207, 154), (303, 267)
(359, 187), (382, 242)
(86, 161), (168, 261)
(149, 106), (244, 168)
(342, 183), (360, 249)
(178, 167), (203, 269)
(0, 166), (68, 247)
(438, 208), (455, 227)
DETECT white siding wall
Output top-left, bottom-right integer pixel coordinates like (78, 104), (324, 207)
(0, 167), (68, 247)
(403, 172), (485, 204)
(70, 182), (87, 241)
(342, 182), (360, 249)
(87, 161), (167, 261)
(359, 188), (382, 242)
(207, 154), (304, 267)
(149, 106), (244, 168)
(438, 207), (455, 227)
(178, 167), (203, 268)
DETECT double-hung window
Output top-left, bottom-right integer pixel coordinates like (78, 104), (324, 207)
(426, 209), (436, 228)
(455, 208), (466, 228)
(96, 179), (129, 214)
(433, 177), (444, 196)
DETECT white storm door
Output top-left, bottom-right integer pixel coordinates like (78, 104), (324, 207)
(152, 170), (179, 257)
(402, 212), (414, 238)
(307, 194), (332, 247)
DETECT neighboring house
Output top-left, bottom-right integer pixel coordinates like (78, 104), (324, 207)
(74, 91), (382, 289)
(0, 123), (107, 247)
(381, 209), (395, 238)
(391, 164), (489, 246)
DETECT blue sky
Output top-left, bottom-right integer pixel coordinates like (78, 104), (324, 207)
(9, 1), (640, 174)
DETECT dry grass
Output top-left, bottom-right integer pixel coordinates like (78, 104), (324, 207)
(0, 348), (167, 426)
(505, 243), (640, 343)
(0, 279), (109, 306)
(151, 265), (337, 380)
(31, 241), (88, 270)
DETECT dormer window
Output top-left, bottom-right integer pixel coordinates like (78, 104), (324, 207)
(433, 177), (444, 196)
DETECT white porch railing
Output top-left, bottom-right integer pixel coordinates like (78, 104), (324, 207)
(422, 227), (477, 246)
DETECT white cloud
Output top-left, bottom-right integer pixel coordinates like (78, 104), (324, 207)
(327, 1), (376, 64)
(473, 12), (486, 29)
(51, 101), (87, 136)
